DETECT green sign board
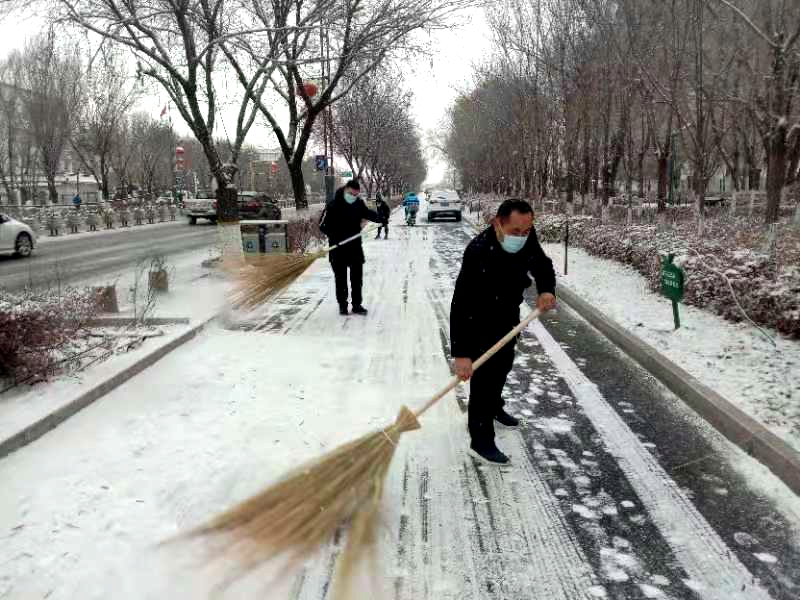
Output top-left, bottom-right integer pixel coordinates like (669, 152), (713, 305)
(340, 171), (353, 178)
(660, 254), (685, 329)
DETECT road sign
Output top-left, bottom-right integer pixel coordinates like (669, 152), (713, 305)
(340, 171), (353, 178)
(314, 155), (327, 172)
(660, 254), (684, 329)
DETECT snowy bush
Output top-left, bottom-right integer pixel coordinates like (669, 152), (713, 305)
(535, 215), (800, 338)
(287, 210), (325, 254)
(0, 289), (99, 384)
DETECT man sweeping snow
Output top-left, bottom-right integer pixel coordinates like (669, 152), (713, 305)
(450, 199), (557, 465)
(319, 179), (387, 316)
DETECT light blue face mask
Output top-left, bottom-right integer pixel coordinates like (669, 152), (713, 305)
(500, 234), (528, 254)
(344, 192), (358, 204)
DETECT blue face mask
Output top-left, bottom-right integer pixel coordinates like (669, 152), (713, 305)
(344, 192), (358, 204)
(500, 234), (528, 254)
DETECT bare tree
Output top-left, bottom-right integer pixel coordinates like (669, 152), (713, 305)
(705, 0), (800, 223)
(226, 0), (468, 208)
(9, 31), (83, 203)
(57, 0), (276, 222)
(129, 112), (177, 196)
(71, 49), (138, 200)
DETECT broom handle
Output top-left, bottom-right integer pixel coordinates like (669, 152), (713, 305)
(325, 225), (381, 255)
(414, 308), (543, 420)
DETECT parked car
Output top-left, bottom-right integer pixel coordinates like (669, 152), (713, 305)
(184, 191), (217, 225)
(0, 213), (36, 258)
(427, 189), (463, 222)
(238, 191), (282, 220)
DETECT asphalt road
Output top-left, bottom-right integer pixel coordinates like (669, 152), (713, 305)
(0, 222), (217, 291)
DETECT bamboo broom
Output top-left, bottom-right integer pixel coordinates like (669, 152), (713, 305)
(230, 226), (380, 310)
(173, 307), (543, 597)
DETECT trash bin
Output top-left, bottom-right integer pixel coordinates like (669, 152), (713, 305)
(241, 220), (288, 255)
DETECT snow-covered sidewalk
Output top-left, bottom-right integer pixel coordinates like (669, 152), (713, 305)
(543, 242), (800, 453)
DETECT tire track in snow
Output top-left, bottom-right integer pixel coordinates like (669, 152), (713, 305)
(529, 313), (774, 599)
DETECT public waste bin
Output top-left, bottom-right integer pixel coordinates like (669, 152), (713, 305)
(241, 220), (288, 255)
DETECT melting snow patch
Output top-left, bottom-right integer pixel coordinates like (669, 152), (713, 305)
(733, 532), (759, 548)
(651, 575), (670, 586)
(587, 585), (608, 598)
(554, 488), (569, 498)
(573, 504), (600, 520)
(532, 417), (574, 435)
(639, 584), (665, 598)
(753, 553), (778, 564)
(620, 500), (636, 509)
(683, 579), (705, 592)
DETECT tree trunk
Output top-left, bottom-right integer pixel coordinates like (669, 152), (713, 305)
(765, 131), (786, 224)
(748, 168), (761, 190)
(289, 161), (308, 210)
(657, 155), (668, 212)
(47, 174), (58, 204)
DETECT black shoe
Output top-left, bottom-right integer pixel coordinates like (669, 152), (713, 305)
(339, 305), (349, 316)
(352, 305), (368, 316)
(495, 408), (519, 428)
(468, 443), (510, 466)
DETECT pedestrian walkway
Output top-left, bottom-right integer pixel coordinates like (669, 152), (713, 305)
(0, 208), (796, 599)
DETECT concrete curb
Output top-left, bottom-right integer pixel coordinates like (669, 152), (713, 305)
(0, 316), (214, 460)
(556, 284), (800, 496)
(86, 317), (191, 327)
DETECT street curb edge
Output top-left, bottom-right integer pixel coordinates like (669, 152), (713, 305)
(0, 317), (214, 460)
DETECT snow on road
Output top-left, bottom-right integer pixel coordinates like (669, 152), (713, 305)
(0, 208), (794, 599)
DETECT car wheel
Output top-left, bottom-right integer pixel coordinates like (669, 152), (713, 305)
(455, 213), (462, 222)
(189, 216), (197, 225)
(209, 218), (217, 225)
(15, 233), (33, 258)
(427, 214), (433, 222)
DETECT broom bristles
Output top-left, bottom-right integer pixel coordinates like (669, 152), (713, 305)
(228, 251), (325, 310)
(172, 406), (421, 592)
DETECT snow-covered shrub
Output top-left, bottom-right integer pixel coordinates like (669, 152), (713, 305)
(287, 210), (325, 254)
(536, 214), (800, 338)
(0, 289), (99, 384)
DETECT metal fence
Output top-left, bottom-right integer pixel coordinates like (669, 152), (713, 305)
(0, 204), (183, 236)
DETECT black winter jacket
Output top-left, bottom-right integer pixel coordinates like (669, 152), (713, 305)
(319, 188), (384, 265)
(376, 200), (391, 221)
(450, 226), (556, 359)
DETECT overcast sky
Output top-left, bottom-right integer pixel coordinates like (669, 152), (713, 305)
(0, 9), (492, 185)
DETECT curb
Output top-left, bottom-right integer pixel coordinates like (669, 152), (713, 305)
(86, 317), (191, 327)
(460, 209), (800, 496)
(0, 316), (214, 460)
(556, 284), (800, 496)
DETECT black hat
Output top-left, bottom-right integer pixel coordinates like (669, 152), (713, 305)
(345, 179), (361, 191)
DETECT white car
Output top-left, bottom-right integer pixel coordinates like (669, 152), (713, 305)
(184, 191), (217, 225)
(427, 190), (463, 222)
(0, 213), (36, 258)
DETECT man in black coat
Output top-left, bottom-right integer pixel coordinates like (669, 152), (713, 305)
(374, 193), (391, 239)
(450, 199), (557, 465)
(319, 180), (387, 316)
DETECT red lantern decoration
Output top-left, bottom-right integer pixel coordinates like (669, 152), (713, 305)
(297, 82), (318, 98)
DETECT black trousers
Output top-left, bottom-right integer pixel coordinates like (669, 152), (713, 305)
(376, 224), (388, 238)
(332, 261), (363, 307)
(468, 341), (516, 447)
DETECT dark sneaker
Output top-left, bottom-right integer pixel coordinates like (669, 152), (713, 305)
(339, 305), (349, 316)
(352, 305), (368, 316)
(468, 444), (510, 466)
(495, 408), (519, 428)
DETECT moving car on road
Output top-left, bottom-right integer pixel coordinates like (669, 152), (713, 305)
(0, 213), (36, 258)
(185, 190), (217, 225)
(427, 190), (462, 222)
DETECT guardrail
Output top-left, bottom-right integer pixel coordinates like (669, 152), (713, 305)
(0, 204), (184, 236)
